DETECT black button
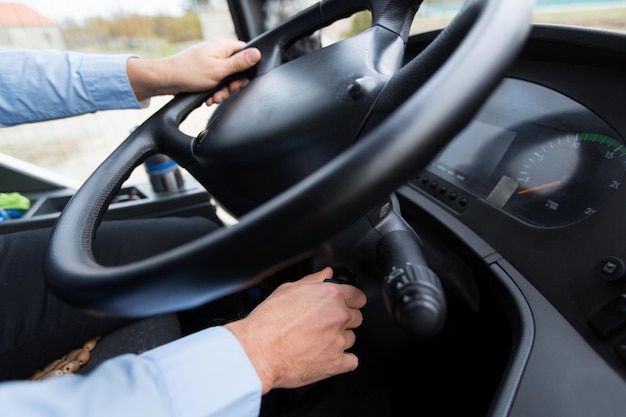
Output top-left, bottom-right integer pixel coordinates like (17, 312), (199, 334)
(595, 257), (626, 283)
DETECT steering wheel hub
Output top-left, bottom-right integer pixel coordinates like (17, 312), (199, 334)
(193, 26), (405, 215)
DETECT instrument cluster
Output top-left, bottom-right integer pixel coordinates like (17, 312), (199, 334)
(422, 78), (626, 228)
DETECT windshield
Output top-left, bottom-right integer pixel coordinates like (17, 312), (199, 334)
(1, 0), (624, 186)
(412, 0), (626, 34)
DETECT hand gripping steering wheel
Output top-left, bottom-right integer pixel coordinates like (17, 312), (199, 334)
(45, 0), (534, 316)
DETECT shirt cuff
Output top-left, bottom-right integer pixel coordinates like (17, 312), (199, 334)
(142, 326), (262, 417)
(79, 54), (144, 110)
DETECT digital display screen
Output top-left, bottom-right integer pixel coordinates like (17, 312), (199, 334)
(430, 120), (517, 197)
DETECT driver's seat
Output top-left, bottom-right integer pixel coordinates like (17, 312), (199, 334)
(30, 314), (182, 379)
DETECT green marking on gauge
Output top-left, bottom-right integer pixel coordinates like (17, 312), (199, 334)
(578, 132), (626, 156)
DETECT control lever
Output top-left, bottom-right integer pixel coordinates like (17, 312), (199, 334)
(373, 196), (447, 339)
(324, 266), (360, 287)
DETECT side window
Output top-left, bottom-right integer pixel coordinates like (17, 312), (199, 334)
(263, 0), (320, 58)
(0, 1), (234, 186)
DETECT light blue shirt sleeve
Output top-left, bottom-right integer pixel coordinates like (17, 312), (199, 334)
(0, 48), (144, 127)
(0, 326), (263, 417)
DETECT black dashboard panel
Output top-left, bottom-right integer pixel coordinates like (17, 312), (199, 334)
(404, 25), (626, 375)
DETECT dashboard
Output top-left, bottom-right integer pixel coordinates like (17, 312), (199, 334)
(423, 78), (625, 228)
(403, 25), (626, 376)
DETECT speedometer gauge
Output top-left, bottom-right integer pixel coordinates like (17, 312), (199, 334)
(427, 79), (626, 227)
(501, 133), (625, 227)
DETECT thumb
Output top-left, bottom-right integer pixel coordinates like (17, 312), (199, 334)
(227, 47), (262, 74)
(300, 267), (334, 284)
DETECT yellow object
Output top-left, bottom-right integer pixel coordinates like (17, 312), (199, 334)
(0, 192), (31, 211)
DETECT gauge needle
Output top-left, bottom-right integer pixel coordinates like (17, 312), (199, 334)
(517, 180), (562, 195)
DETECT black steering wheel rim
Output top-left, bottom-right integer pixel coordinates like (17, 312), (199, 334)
(45, 0), (535, 317)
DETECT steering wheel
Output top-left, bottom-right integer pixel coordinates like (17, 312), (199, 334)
(45, 0), (534, 317)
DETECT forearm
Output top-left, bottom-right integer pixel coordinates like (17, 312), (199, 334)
(0, 49), (142, 127)
(0, 327), (262, 417)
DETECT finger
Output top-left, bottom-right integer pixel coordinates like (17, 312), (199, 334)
(206, 79), (248, 106)
(338, 351), (359, 374)
(343, 329), (357, 350)
(345, 309), (363, 330)
(211, 87), (230, 104)
(227, 47), (262, 74)
(228, 78), (249, 93)
(299, 266), (334, 284)
(220, 39), (247, 57)
(345, 287), (367, 309)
